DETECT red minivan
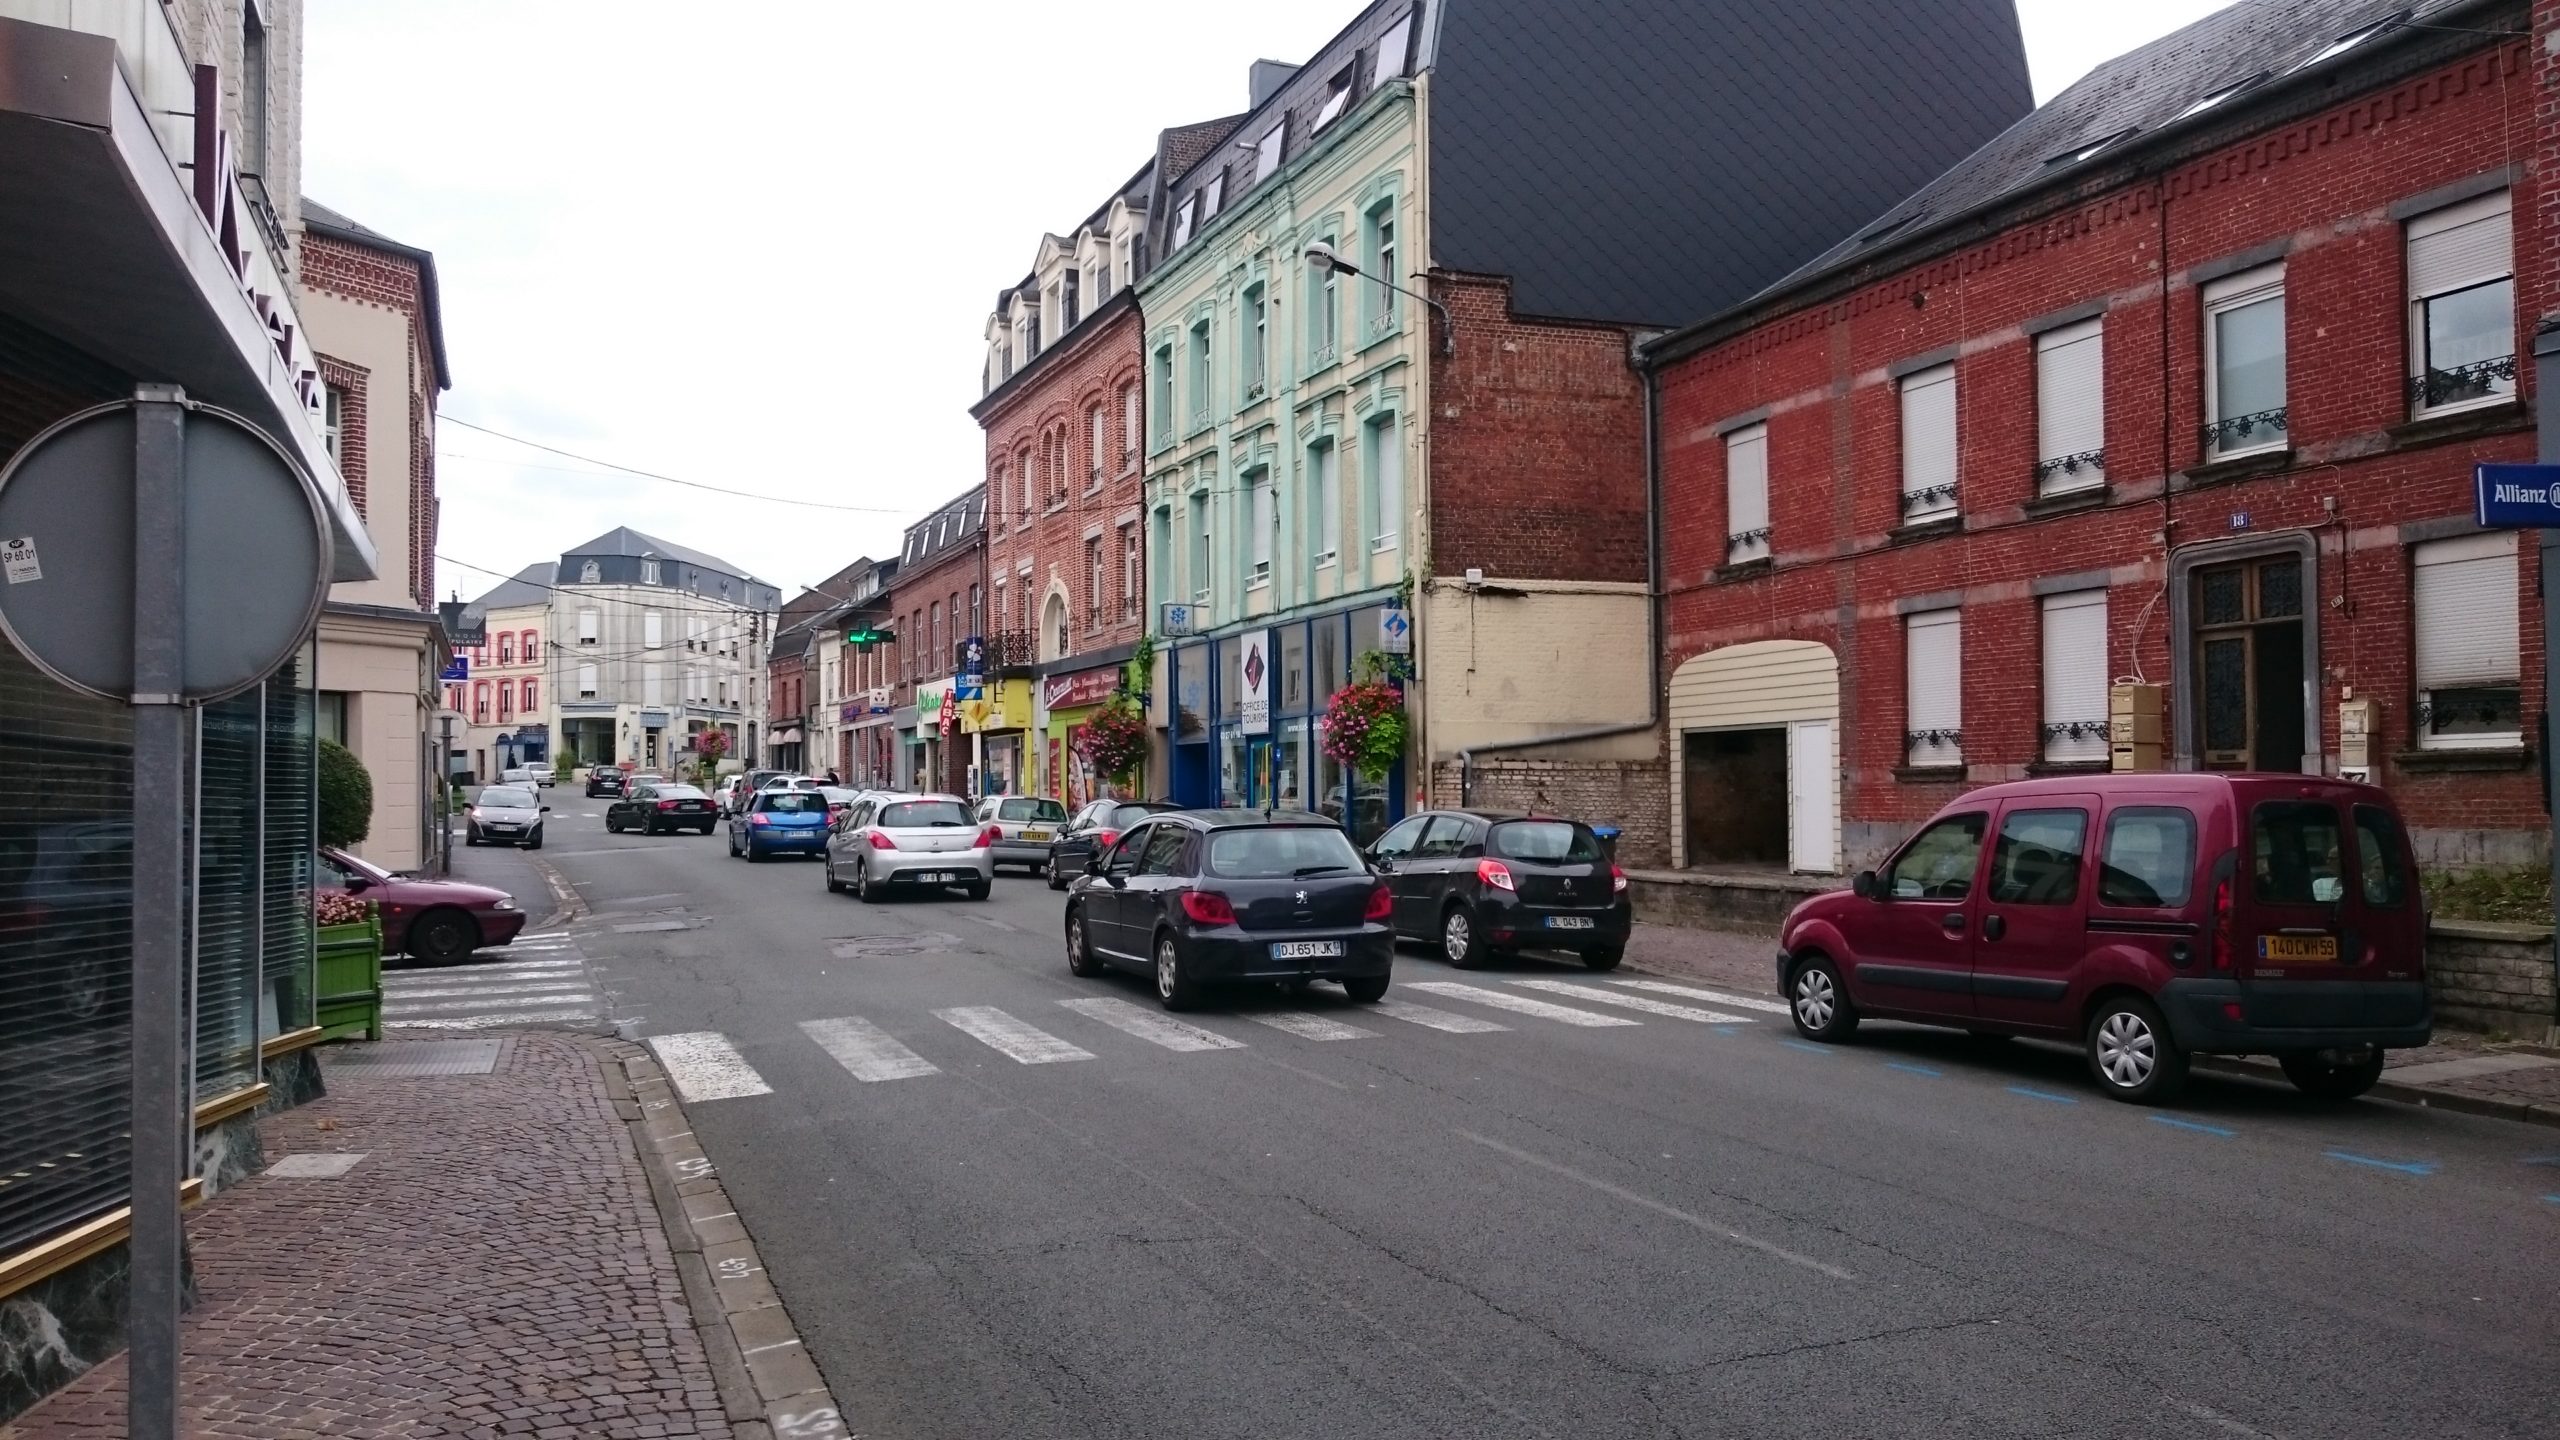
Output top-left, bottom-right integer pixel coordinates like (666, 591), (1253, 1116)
(1777, 774), (2431, 1103)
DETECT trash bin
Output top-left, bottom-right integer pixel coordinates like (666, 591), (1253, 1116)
(1591, 825), (1621, 864)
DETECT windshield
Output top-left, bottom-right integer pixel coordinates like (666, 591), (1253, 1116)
(758, 793), (827, 814)
(1205, 826), (1365, 879)
(1490, 821), (1600, 863)
(1108, 803), (1168, 828)
(880, 801), (971, 828)
(325, 847), (392, 884)
(1000, 798), (1068, 822)
(479, 787), (537, 808)
(656, 785), (708, 800)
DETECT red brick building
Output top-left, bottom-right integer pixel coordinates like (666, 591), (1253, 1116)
(880, 489), (986, 794)
(1645, 0), (2544, 874)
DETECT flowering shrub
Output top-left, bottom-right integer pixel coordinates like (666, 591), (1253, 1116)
(314, 891), (372, 928)
(1321, 679), (1408, 780)
(1073, 695), (1149, 782)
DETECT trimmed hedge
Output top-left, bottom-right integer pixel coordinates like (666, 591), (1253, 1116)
(318, 737), (374, 849)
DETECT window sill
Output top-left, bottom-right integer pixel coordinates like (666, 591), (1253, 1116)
(1247, 577), (1272, 592)
(1892, 765), (1967, 784)
(1315, 553), (1339, 570)
(2026, 758), (2112, 776)
(1887, 514), (1962, 546)
(2178, 447), (2293, 489)
(2022, 483), (2111, 518)
(1714, 556), (1774, 582)
(2394, 744), (2531, 774)
(2389, 399), (2527, 450)
(1370, 536), (1400, 554)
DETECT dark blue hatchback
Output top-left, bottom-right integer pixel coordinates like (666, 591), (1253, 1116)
(729, 790), (831, 862)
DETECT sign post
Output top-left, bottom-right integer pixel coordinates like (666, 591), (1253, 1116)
(2478, 402), (2560, 1045)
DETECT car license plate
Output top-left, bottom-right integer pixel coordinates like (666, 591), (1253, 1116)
(487, 824), (518, 833)
(918, 871), (953, 884)
(1543, 916), (1596, 930)
(1020, 829), (1050, 842)
(1271, 941), (1344, 960)
(2257, 934), (2339, 962)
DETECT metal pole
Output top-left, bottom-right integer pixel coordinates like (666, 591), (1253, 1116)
(126, 387), (189, 1440)
(2535, 325), (2560, 1047)
(439, 713), (455, 876)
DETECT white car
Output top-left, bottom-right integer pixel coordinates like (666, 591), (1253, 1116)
(822, 793), (995, 902)
(524, 763), (556, 788)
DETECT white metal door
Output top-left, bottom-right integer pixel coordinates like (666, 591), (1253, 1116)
(1787, 720), (1835, 873)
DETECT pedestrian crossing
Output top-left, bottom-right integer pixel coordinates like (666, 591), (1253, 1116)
(381, 932), (605, 1032)
(644, 977), (1784, 1103)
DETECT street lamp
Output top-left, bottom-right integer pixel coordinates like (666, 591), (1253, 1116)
(1304, 240), (1454, 357)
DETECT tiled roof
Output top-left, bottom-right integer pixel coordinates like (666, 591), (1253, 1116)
(463, 561), (556, 617)
(1160, 114), (1248, 184)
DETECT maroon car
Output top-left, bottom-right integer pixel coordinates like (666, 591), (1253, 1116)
(318, 847), (529, 964)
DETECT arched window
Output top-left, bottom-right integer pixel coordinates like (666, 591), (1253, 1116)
(1043, 592), (1070, 661)
(521, 631), (539, 663)
(1018, 447), (1033, 515)
(579, 560), (600, 583)
(1087, 404), (1106, 486)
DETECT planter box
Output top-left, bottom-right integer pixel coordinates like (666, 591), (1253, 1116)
(315, 915), (384, 1043)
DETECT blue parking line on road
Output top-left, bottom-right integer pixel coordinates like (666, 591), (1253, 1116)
(1884, 1061), (1942, 1078)
(2149, 1115), (2235, 1138)
(2544, 1194), (2560, 1205)
(1714, 1026), (1742, 1036)
(2324, 1149), (2438, 1177)
(1779, 1040), (1831, 1056)
(2522, 1154), (2560, 1168)
(2006, 1085), (2079, 1105)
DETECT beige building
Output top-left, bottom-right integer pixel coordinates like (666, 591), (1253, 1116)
(297, 199), (452, 869)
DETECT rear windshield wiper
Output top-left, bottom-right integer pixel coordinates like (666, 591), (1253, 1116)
(1292, 864), (1352, 877)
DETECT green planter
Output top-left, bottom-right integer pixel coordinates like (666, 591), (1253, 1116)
(315, 914), (384, 1042)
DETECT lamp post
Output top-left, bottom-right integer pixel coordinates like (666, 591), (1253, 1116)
(1304, 240), (1454, 357)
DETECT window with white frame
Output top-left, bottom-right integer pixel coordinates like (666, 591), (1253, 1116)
(992, 576), (1006, 638)
(1375, 10), (1415, 81)
(321, 384), (343, 463)
(640, 559), (662, 585)
(1315, 65), (1353, 130)
(1904, 608), (1963, 766)
(1086, 535), (1105, 623)
(2034, 318), (2106, 493)
(1173, 194), (1197, 249)
(577, 607), (599, 644)
(1724, 423), (1770, 564)
(1087, 405), (1107, 486)
(1313, 439), (1341, 565)
(1310, 243), (1342, 365)
(1249, 469), (1275, 585)
(1253, 124), (1284, 182)
(1367, 413), (1403, 549)
(2413, 531), (2520, 749)
(1120, 523), (1140, 618)
(2203, 264), (2286, 456)
(1188, 319), (1212, 426)
(1115, 235), (1133, 289)
(1898, 363), (1957, 522)
(2040, 590), (2109, 762)
(1243, 283), (1269, 399)
(1150, 344), (1174, 444)
(579, 663), (599, 699)
(1365, 204), (1398, 337)
(1189, 491), (1212, 602)
(2406, 191), (2514, 415)
(1151, 506), (1173, 607)
(1201, 171), (1225, 221)
(1121, 383), (1139, 461)
(1017, 565), (1034, 635)
(644, 611), (663, 649)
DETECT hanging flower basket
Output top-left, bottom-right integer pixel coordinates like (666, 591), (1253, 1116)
(1073, 695), (1150, 783)
(1321, 679), (1409, 781)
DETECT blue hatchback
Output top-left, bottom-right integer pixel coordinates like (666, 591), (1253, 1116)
(729, 790), (832, 862)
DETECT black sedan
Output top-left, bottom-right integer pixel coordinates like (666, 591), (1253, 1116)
(605, 781), (718, 835)
(585, 768), (627, 798)
(1043, 798), (1178, 889)
(1368, 810), (1629, 969)
(1064, 809), (1392, 1010)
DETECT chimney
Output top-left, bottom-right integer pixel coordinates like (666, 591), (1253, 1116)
(1249, 59), (1298, 109)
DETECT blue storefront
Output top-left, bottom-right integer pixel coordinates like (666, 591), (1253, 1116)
(1164, 604), (1407, 844)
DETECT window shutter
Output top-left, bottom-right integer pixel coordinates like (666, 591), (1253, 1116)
(578, 608), (599, 642)
(2414, 532), (2519, 689)
(2035, 320), (2105, 480)
(579, 663), (599, 696)
(1725, 424), (1769, 561)
(2408, 192), (2511, 298)
(2041, 590), (2109, 761)
(1899, 365), (1957, 511)
(644, 612), (662, 648)
(1905, 609), (1962, 762)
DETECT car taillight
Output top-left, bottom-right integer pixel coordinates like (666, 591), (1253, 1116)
(1094, 828), (1120, 852)
(1611, 863), (1629, 894)
(1476, 859), (1516, 891)
(867, 831), (898, 851)
(1181, 890), (1237, 925)
(2211, 875), (2235, 970)
(749, 813), (771, 827)
(1364, 885), (1393, 922)
(975, 825), (1003, 849)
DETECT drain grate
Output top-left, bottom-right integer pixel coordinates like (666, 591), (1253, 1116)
(325, 1039), (502, 1077)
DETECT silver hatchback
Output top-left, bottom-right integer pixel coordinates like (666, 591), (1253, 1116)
(823, 793), (996, 902)
(973, 795), (1070, 874)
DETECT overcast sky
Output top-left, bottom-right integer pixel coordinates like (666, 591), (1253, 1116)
(303, 0), (2230, 604)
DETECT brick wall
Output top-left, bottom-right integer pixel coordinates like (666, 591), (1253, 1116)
(316, 355), (368, 517)
(301, 228), (438, 607)
(1429, 755), (1672, 869)
(1655, 35), (2546, 864)
(1427, 272), (1648, 582)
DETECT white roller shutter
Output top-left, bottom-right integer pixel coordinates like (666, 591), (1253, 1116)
(578, 608), (599, 642)
(2414, 532), (2518, 689)
(2408, 192), (2512, 299)
(578, 663), (599, 698)
(1725, 424), (1769, 562)
(643, 664), (661, 706)
(2040, 590), (2109, 762)
(1899, 364), (1957, 519)
(1905, 608), (1963, 764)
(644, 611), (663, 648)
(2035, 320), (2105, 491)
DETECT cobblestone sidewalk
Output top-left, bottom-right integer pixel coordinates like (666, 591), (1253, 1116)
(4, 1034), (734, 1439)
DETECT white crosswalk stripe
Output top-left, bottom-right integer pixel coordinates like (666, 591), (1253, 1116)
(384, 992), (600, 1016)
(391, 1008), (597, 1031)
(649, 1031), (773, 1100)
(382, 941), (603, 1032)
(1406, 981), (1641, 1027)
(383, 960), (582, 984)
(1510, 979), (1753, 1024)
(801, 1016), (941, 1082)
(1058, 998), (1246, 1053)
(1368, 999), (1512, 1034)
(1609, 979), (1792, 1015)
(1243, 1010), (1379, 1042)
(376, 979), (592, 1002)
(935, 1006), (1095, 1065)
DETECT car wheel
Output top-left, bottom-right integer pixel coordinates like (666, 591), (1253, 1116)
(857, 861), (883, 904)
(968, 880), (991, 901)
(727, 829), (740, 858)
(1047, 855), (1067, 891)
(407, 907), (479, 966)
(604, 815), (620, 833)
(465, 829), (482, 847)
(1154, 932), (1203, 1011)
(1788, 954), (1859, 1042)
(2085, 995), (2188, 1104)
(824, 856), (846, 894)
(2279, 1049), (2386, 1101)
(1341, 975), (1390, 1004)
(1441, 906), (1487, 969)
(746, 842), (766, 863)
(525, 829), (542, 851)
(1066, 908), (1105, 977)
(1582, 945), (1624, 972)
(698, 823), (716, 835)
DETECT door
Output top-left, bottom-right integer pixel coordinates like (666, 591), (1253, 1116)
(1683, 729), (1788, 866)
(1851, 810), (1988, 1018)
(1787, 721), (1835, 873)
(1121, 824), (1194, 958)
(1088, 824), (1151, 960)
(1368, 815), (1432, 936)
(2193, 556), (2307, 772)
(1243, 737), (1275, 809)
(1408, 815), (1484, 935)
(1969, 800), (2094, 1031)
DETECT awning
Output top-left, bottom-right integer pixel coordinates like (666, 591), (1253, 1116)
(771, 727), (801, 744)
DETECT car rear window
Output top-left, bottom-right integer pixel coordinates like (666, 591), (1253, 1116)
(2252, 801), (2347, 905)
(1488, 821), (1601, 863)
(1000, 798), (1068, 822)
(880, 801), (971, 828)
(2353, 805), (2411, 908)
(2098, 807), (2196, 908)
(1109, 803), (1168, 828)
(657, 785), (707, 800)
(758, 793), (827, 814)
(479, 787), (536, 808)
(1205, 825), (1364, 879)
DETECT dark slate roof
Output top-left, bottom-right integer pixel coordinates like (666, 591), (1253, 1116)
(1160, 114), (1249, 185)
(463, 561), (556, 619)
(898, 490), (987, 571)
(1750, 0), (2485, 307)
(560, 527), (766, 587)
(1428, 0), (2034, 327)
(300, 197), (451, 389)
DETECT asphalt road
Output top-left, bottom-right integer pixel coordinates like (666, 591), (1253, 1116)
(521, 803), (2560, 1440)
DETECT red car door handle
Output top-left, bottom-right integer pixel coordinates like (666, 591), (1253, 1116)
(1941, 913), (1966, 935)
(1982, 914), (2007, 941)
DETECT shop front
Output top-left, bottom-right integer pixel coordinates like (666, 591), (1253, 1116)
(910, 680), (952, 795)
(1040, 663), (1126, 810)
(963, 679), (1035, 798)
(1163, 605), (1408, 843)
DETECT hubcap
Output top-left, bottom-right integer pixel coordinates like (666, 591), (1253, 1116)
(1794, 969), (1835, 1030)
(1443, 912), (1471, 962)
(2095, 1011), (2156, 1088)
(1157, 941), (1178, 1000)
(1068, 917), (1084, 965)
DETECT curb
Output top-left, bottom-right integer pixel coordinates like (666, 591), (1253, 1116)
(586, 1036), (847, 1440)
(520, 846), (587, 931)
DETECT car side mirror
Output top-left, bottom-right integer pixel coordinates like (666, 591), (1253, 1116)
(1852, 870), (1881, 901)
(342, 874), (373, 893)
(1085, 854), (1106, 876)
(1372, 854), (1396, 873)
(540, 805), (552, 813)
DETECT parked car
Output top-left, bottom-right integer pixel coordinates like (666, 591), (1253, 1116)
(1045, 799), (1179, 889)
(974, 795), (1070, 874)
(817, 786), (864, 825)
(1368, 810), (1630, 970)
(823, 793), (995, 901)
(524, 763), (555, 788)
(500, 766), (535, 786)
(740, 768), (791, 800)
(712, 775), (746, 816)
(318, 846), (527, 964)
(463, 784), (550, 850)
(1777, 773), (2432, 1104)
(1065, 809), (1392, 1010)
(605, 781), (718, 835)
(729, 789), (832, 862)
(586, 768), (628, 798)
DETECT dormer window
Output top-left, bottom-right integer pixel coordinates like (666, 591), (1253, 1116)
(1374, 11), (1415, 82)
(2045, 129), (2135, 167)
(1253, 124), (1285, 182)
(2176, 72), (2268, 121)
(1174, 194), (1198, 247)
(1064, 270), (1081, 329)
(1201, 171), (1226, 222)
(1315, 65), (1354, 130)
(641, 559), (661, 585)
(579, 560), (600, 583)
(2300, 10), (2407, 71)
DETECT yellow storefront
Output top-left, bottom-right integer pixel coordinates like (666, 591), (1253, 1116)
(959, 678), (1034, 798)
